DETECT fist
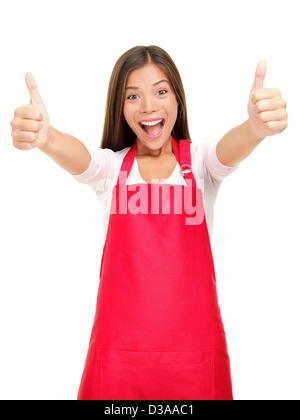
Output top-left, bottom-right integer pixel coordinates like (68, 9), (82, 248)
(11, 73), (50, 150)
(247, 60), (288, 139)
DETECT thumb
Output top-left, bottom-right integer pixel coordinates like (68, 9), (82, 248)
(251, 60), (267, 92)
(25, 72), (44, 107)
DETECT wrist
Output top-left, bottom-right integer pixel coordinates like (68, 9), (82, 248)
(38, 125), (54, 153)
(245, 119), (265, 145)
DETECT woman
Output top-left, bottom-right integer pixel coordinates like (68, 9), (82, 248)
(11, 46), (288, 400)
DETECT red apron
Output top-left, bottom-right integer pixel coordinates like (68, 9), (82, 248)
(77, 137), (233, 400)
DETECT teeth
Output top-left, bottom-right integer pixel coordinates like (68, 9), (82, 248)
(141, 119), (163, 126)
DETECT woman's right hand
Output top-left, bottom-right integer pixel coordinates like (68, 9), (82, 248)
(11, 73), (50, 150)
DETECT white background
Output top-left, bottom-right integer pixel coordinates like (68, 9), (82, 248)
(0, 0), (299, 400)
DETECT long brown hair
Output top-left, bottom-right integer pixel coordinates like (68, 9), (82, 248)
(100, 45), (191, 151)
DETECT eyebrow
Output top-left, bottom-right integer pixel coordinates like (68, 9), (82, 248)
(125, 79), (170, 90)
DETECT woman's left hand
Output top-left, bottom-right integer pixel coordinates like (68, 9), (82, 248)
(247, 60), (288, 139)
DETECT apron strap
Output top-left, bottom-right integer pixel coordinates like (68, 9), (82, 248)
(117, 137), (197, 188)
(116, 140), (137, 186)
(172, 137), (196, 188)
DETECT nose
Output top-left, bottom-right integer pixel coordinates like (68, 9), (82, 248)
(141, 95), (158, 114)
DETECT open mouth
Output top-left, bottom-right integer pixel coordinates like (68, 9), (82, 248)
(139, 119), (165, 139)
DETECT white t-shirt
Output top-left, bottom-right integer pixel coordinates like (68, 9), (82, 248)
(72, 137), (239, 239)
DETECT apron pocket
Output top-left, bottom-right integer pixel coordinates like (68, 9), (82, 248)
(97, 350), (215, 400)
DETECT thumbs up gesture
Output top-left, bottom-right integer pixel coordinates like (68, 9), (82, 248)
(11, 73), (50, 150)
(247, 61), (288, 139)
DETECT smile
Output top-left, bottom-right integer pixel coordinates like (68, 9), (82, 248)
(139, 119), (165, 139)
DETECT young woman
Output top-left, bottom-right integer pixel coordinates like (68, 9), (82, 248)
(11, 46), (288, 400)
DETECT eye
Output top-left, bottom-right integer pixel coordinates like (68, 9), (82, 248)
(127, 94), (139, 100)
(157, 89), (168, 96)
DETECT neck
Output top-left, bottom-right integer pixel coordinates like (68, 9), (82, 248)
(136, 136), (173, 157)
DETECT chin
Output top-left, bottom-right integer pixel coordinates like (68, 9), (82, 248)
(138, 132), (172, 149)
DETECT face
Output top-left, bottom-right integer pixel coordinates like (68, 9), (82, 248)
(123, 63), (178, 155)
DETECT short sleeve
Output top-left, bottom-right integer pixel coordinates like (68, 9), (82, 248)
(72, 143), (116, 184)
(201, 136), (240, 183)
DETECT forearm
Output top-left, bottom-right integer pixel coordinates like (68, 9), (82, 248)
(216, 119), (265, 166)
(39, 126), (91, 175)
